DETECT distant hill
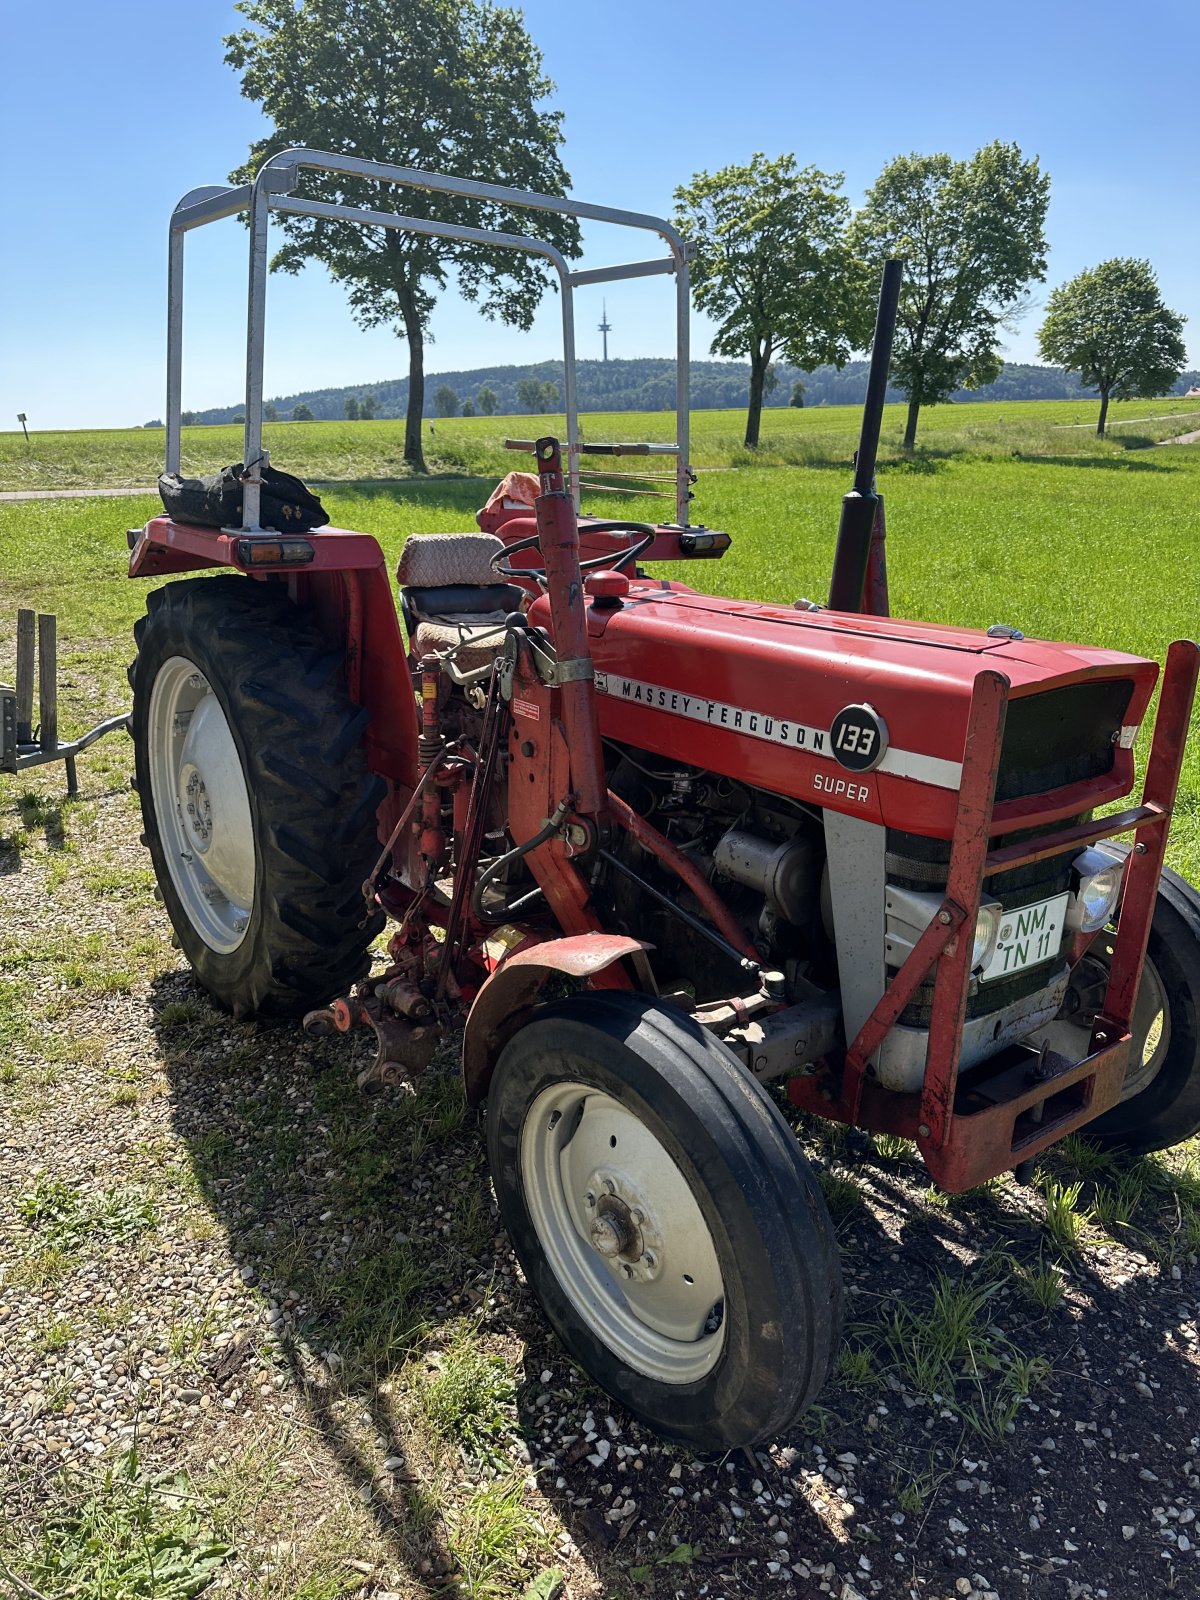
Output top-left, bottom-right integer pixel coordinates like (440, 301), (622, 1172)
(169, 360), (1200, 427)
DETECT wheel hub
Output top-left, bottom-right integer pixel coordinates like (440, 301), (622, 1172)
(584, 1171), (662, 1280)
(520, 1083), (725, 1383)
(182, 766), (213, 848)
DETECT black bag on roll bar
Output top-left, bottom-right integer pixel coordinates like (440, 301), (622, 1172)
(157, 462), (329, 534)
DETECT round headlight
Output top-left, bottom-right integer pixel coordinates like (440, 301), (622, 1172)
(1067, 845), (1125, 933)
(972, 901), (1003, 970)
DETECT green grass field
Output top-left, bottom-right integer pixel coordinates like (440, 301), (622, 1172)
(2, 400), (1197, 875)
(3, 394), (1200, 491)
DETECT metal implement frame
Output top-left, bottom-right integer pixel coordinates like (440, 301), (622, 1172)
(789, 639), (1200, 1191)
(164, 149), (692, 528)
(1, 609), (130, 794)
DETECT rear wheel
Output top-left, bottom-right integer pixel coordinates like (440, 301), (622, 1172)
(486, 992), (842, 1449)
(130, 576), (385, 1017)
(1063, 864), (1200, 1153)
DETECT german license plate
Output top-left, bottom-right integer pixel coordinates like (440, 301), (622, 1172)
(980, 892), (1069, 984)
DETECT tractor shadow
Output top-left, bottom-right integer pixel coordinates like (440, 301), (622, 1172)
(149, 971), (511, 1590)
(150, 975), (1200, 1595)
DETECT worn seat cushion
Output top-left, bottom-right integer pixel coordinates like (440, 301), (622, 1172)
(396, 532), (505, 588)
(410, 612), (508, 670)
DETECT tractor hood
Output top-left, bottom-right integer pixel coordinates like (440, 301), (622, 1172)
(540, 583), (1160, 838)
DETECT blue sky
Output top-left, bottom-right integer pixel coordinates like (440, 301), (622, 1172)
(1, 0), (1196, 430)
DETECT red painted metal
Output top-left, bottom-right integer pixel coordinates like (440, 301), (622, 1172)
(918, 670), (1010, 1148)
(529, 580), (1159, 838)
(606, 790), (759, 963)
(1090, 639), (1199, 1048)
(840, 898), (968, 1124)
(533, 441), (607, 819)
(462, 933), (648, 1103)
(343, 570), (363, 704)
(129, 516), (417, 786)
(985, 806), (1165, 873)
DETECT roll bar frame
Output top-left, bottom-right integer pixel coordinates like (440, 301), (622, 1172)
(165, 148), (692, 529)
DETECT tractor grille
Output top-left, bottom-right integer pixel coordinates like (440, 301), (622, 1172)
(994, 678), (1134, 802)
(883, 676), (1136, 1027)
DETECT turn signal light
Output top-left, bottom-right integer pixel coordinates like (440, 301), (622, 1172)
(235, 537), (315, 566)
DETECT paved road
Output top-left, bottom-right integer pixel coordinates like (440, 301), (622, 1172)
(0, 486), (157, 501)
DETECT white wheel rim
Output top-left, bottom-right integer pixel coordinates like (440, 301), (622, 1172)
(148, 655), (255, 955)
(520, 1081), (726, 1385)
(1038, 940), (1171, 1102)
(1116, 944), (1171, 1101)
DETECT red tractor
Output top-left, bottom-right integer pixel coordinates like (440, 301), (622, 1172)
(126, 152), (1200, 1450)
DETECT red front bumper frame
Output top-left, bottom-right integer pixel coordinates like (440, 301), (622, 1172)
(789, 639), (1199, 1192)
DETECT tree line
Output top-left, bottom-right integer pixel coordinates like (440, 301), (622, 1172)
(219, 0), (1190, 458)
(155, 357), (1200, 431)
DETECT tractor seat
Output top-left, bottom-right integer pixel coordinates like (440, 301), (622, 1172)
(396, 533), (521, 671)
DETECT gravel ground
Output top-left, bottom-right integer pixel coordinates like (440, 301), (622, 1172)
(2, 763), (1199, 1600)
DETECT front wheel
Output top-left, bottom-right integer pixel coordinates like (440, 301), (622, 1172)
(486, 992), (842, 1450)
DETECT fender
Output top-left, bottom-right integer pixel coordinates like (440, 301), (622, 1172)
(128, 515), (417, 786)
(462, 933), (649, 1105)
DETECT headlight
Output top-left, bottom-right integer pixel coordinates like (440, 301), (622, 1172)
(1066, 844), (1125, 933)
(972, 901), (1003, 970)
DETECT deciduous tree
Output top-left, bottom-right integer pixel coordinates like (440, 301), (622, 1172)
(853, 143), (1049, 449)
(674, 154), (866, 448)
(477, 385), (498, 415)
(292, 403), (314, 421)
(1038, 258), (1187, 436)
(225, 0), (579, 473)
(516, 377), (543, 413)
(344, 396), (360, 420)
(434, 385), (459, 417)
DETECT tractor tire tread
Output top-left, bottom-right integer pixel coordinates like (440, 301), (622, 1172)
(130, 575), (386, 1018)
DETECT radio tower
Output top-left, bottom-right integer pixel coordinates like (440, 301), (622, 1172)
(598, 300), (612, 362)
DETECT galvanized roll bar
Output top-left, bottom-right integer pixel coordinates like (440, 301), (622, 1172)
(165, 149), (692, 529)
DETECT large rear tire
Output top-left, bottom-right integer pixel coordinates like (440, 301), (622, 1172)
(130, 576), (386, 1018)
(486, 992), (842, 1450)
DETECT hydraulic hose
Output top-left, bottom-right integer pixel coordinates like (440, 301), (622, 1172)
(470, 802), (568, 926)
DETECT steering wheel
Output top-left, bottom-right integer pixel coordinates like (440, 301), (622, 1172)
(490, 520), (658, 581)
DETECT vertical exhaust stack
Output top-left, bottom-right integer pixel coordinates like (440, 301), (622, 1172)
(827, 259), (903, 614)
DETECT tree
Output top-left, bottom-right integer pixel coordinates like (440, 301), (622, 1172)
(673, 154), (867, 448)
(359, 392), (378, 420)
(477, 384), (498, 415)
(789, 380), (805, 409)
(344, 396), (361, 420)
(435, 385), (459, 417)
(225, 0), (579, 474)
(461, 399), (475, 417)
(1038, 259), (1187, 437)
(540, 380), (559, 410)
(516, 376), (543, 413)
(292, 403), (315, 421)
(263, 401), (279, 421)
(232, 412), (246, 425)
(853, 142), (1050, 449)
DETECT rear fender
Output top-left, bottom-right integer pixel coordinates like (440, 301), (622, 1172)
(462, 933), (649, 1104)
(129, 515), (417, 787)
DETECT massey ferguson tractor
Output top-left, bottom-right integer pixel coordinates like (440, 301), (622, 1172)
(125, 151), (1200, 1450)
